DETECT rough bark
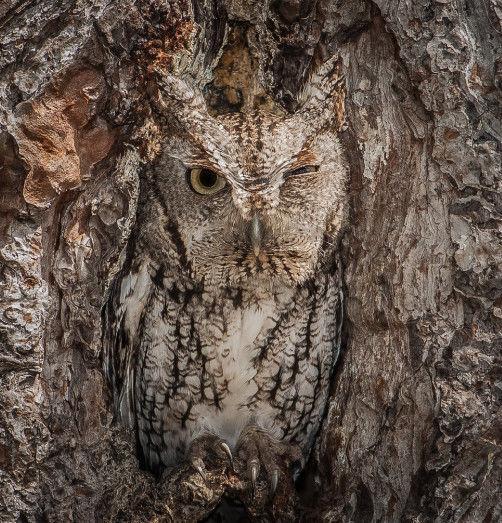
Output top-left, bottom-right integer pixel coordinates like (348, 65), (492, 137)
(0, 1), (500, 521)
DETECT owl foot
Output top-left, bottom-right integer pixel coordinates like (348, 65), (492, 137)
(234, 426), (302, 515)
(187, 433), (234, 479)
(156, 435), (236, 521)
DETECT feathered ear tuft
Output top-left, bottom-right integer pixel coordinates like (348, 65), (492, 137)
(295, 55), (346, 132)
(148, 74), (230, 152)
(150, 74), (209, 125)
(157, 75), (204, 106)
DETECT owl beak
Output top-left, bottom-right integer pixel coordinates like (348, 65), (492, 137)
(250, 214), (262, 257)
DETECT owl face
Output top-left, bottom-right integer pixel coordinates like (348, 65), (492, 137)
(153, 108), (347, 289)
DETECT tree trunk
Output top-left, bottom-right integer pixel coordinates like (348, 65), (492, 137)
(1, 1), (500, 521)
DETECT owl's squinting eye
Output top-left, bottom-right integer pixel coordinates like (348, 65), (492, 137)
(284, 165), (320, 177)
(188, 167), (227, 195)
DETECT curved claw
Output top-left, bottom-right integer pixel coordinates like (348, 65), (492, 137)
(250, 459), (260, 496)
(220, 442), (234, 471)
(270, 469), (279, 496)
(191, 457), (206, 481)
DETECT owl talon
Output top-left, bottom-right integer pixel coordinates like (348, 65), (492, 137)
(191, 457), (206, 481)
(270, 469), (279, 496)
(249, 459), (259, 496)
(236, 426), (301, 505)
(186, 433), (233, 478)
(220, 441), (234, 471)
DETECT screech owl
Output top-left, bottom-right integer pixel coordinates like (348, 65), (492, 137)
(103, 58), (348, 495)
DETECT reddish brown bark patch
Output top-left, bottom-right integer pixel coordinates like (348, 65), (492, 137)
(12, 69), (114, 208)
(135, 0), (194, 77)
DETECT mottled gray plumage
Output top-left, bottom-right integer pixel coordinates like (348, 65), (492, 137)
(103, 59), (348, 479)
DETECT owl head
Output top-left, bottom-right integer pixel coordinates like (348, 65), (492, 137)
(148, 58), (348, 289)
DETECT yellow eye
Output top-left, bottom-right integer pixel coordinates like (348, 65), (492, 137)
(188, 168), (227, 195)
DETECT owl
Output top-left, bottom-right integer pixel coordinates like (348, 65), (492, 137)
(102, 58), (348, 498)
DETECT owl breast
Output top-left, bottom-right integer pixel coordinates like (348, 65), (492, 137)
(131, 258), (341, 473)
(200, 299), (278, 445)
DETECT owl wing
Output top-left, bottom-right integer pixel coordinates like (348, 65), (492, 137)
(102, 258), (153, 428)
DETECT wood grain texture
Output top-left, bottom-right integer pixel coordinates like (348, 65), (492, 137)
(0, 0), (500, 521)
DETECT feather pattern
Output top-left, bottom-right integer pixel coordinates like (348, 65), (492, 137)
(103, 64), (348, 474)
